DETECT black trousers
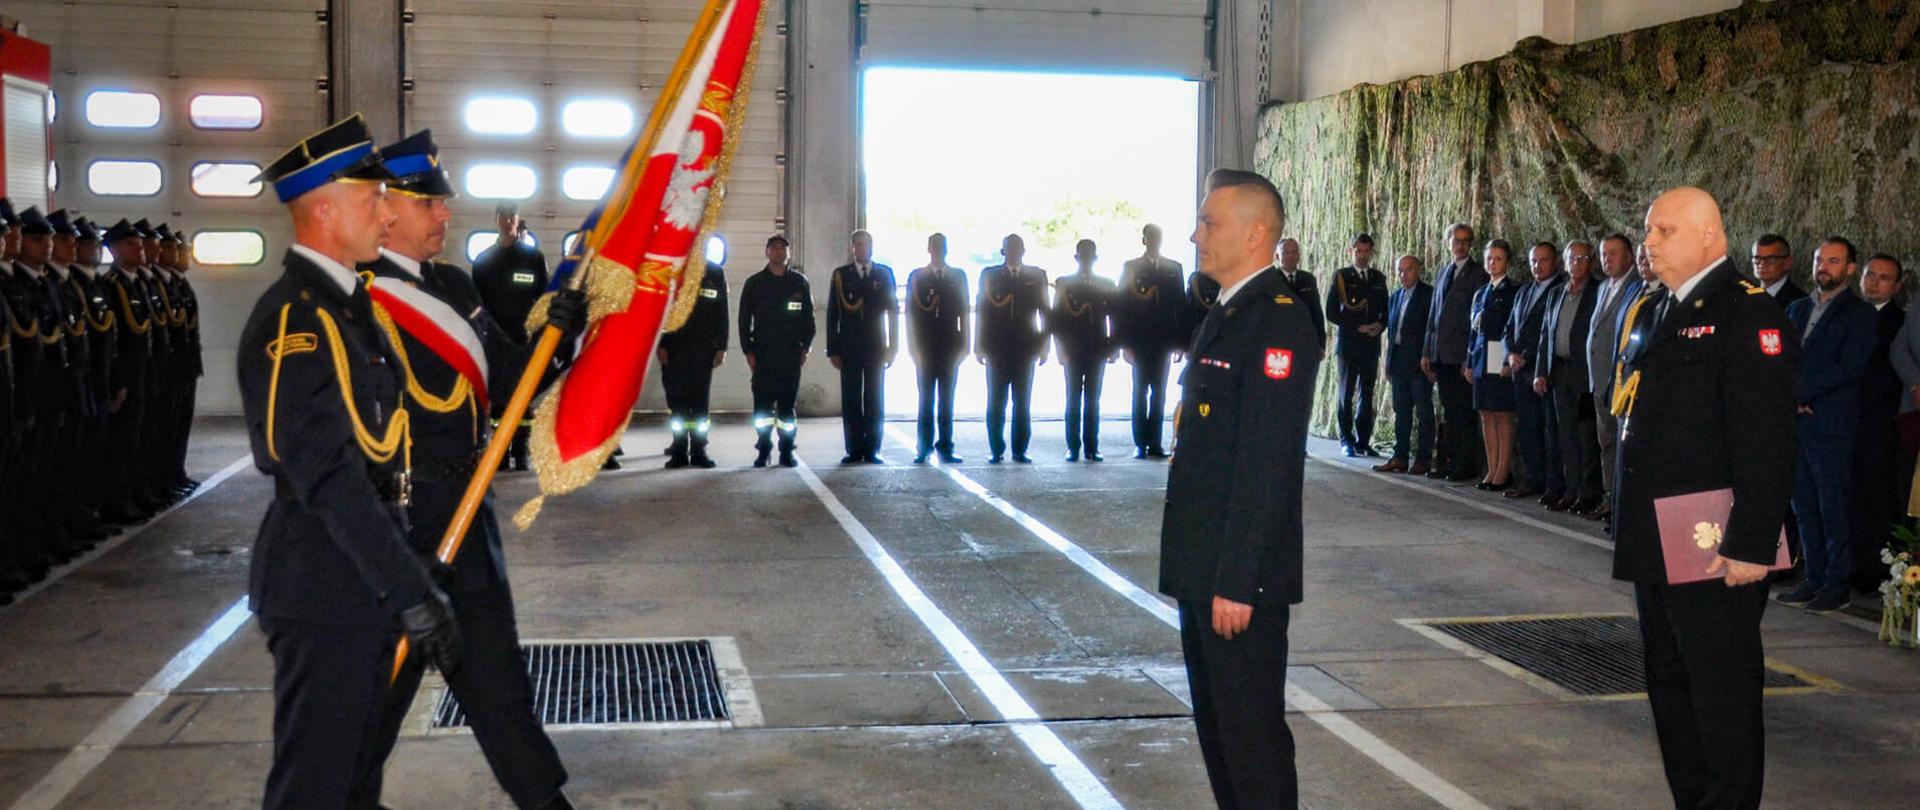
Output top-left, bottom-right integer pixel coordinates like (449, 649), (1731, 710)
(1387, 364), (1435, 463)
(1548, 366), (1603, 501)
(751, 358), (802, 452)
(1334, 347), (1379, 448)
(1179, 600), (1296, 810)
(837, 356), (885, 458)
(663, 347), (717, 457)
(1062, 356), (1105, 454)
(1851, 422), (1900, 591)
(915, 356), (960, 457)
(1515, 378), (1553, 492)
(140, 372), (174, 499)
(1433, 363), (1480, 476)
(1635, 581), (1768, 810)
(366, 580), (567, 809)
(985, 357), (1036, 458)
(1130, 349), (1170, 452)
(171, 374), (198, 482)
(260, 616), (398, 810)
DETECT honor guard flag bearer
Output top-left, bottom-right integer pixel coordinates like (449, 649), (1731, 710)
(514, 0), (769, 526)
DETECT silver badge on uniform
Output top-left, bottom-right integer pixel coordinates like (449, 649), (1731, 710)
(786, 301), (803, 311)
(701, 288), (719, 299)
(512, 272), (536, 285)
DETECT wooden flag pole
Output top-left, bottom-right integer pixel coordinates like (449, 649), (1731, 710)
(387, 0), (734, 684)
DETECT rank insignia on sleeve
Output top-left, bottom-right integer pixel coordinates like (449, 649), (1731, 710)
(1680, 325), (1715, 339)
(266, 332), (318, 360)
(1264, 348), (1292, 379)
(1759, 329), (1782, 356)
(1273, 294), (1294, 305)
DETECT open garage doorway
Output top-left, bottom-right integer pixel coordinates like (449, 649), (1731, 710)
(859, 66), (1202, 424)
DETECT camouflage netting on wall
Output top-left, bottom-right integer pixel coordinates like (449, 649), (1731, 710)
(1256, 0), (1920, 441)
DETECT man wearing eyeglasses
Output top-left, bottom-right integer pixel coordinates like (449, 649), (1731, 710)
(1750, 234), (1806, 308)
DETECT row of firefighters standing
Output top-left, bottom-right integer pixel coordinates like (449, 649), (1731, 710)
(0, 202), (202, 605)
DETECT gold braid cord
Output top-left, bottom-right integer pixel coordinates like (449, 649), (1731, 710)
(313, 308), (411, 465)
(114, 281), (150, 335)
(524, 254), (640, 338)
(664, 0), (766, 335)
(76, 279), (116, 332)
(371, 300), (475, 416)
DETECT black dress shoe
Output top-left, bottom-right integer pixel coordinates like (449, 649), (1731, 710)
(841, 455), (863, 464)
(1086, 452), (1103, 462)
(1504, 487), (1539, 500)
(989, 455), (1005, 464)
(939, 453), (965, 464)
(601, 457), (622, 471)
(1537, 491), (1562, 506)
(866, 454), (886, 465)
(1065, 451), (1080, 462)
(1425, 466), (1452, 480)
(1145, 448), (1170, 459)
(1361, 446), (1384, 458)
(1446, 472), (1479, 483)
(1133, 448), (1148, 459)
(914, 453), (930, 464)
(1484, 479), (1511, 492)
(664, 456), (689, 469)
(1012, 454), (1033, 464)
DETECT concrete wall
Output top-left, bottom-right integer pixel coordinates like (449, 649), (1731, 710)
(1278, 0), (1746, 102)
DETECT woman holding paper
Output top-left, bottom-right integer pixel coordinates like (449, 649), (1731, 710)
(1465, 239), (1520, 491)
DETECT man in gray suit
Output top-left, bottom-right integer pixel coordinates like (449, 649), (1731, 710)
(1584, 233), (1643, 523)
(1421, 223), (1488, 482)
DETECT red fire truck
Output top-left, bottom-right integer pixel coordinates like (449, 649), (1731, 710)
(0, 19), (53, 210)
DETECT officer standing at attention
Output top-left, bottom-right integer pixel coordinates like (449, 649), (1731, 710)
(739, 235), (813, 467)
(906, 233), (968, 464)
(977, 234), (1049, 464)
(1325, 233), (1390, 457)
(825, 230), (898, 464)
(1050, 238), (1117, 462)
(10, 208), (86, 557)
(41, 210), (112, 543)
(1117, 224), (1186, 459)
(1274, 237), (1326, 347)
(1160, 169), (1321, 808)
(660, 237), (731, 469)
(1613, 187), (1797, 810)
(98, 220), (160, 522)
(131, 219), (176, 509)
(158, 225), (203, 497)
(472, 202), (550, 472)
(65, 216), (122, 540)
(238, 116), (463, 809)
(357, 129), (584, 810)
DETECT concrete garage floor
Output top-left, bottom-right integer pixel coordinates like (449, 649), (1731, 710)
(3, 416), (1918, 809)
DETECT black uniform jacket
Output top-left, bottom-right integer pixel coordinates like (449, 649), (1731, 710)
(825, 262), (896, 362)
(472, 241), (551, 344)
(906, 265), (969, 362)
(976, 264), (1049, 363)
(1324, 265), (1389, 357)
(739, 267), (815, 359)
(661, 263), (730, 358)
(1117, 257), (1186, 355)
(68, 267), (119, 412)
(104, 266), (155, 398)
(239, 250), (434, 629)
(1160, 268), (1322, 606)
(1181, 272), (1222, 348)
(1612, 259), (1799, 584)
(1049, 271), (1116, 362)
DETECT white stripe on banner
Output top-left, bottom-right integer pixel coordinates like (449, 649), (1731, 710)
(791, 461), (1124, 810)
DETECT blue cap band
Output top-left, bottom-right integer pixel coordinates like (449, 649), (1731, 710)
(273, 141), (376, 203)
(382, 153), (436, 179)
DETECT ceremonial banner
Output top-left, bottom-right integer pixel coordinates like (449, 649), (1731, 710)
(514, 0), (766, 527)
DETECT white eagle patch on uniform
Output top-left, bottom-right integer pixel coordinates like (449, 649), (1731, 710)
(1265, 348), (1292, 379)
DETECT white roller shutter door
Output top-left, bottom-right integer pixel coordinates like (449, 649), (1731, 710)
(861, 0), (1210, 78)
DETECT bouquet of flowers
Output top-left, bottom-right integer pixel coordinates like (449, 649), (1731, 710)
(1879, 524), (1920, 649)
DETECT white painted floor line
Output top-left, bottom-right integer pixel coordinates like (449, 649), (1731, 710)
(887, 426), (1494, 810)
(11, 596), (252, 810)
(1310, 452), (1891, 636)
(791, 461), (1124, 810)
(8, 455), (255, 608)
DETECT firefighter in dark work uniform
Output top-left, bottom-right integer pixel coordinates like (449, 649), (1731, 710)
(238, 115), (462, 809)
(660, 240), (731, 469)
(472, 201), (551, 472)
(739, 234), (814, 467)
(356, 129), (584, 810)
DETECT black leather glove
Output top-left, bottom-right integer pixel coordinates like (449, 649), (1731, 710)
(547, 288), (589, 338)
(426, 560), (456, 591)
(400, 590), (463, 676)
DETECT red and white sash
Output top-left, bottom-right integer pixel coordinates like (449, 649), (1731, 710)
(368, 276), (490, 404)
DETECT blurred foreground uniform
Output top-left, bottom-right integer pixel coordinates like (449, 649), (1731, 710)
(662, 261), (730, 468)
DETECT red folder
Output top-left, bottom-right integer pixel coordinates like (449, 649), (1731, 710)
(1653, 488), (1793, 585)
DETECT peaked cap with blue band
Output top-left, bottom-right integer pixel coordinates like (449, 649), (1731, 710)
(256, 114), (396, 203)
(102, 219), (142, 245)
(380, 129), (456, 198)
(47, 209), (79, 238)
(74, 216), (102, 242)
(19, 207), (53, 236)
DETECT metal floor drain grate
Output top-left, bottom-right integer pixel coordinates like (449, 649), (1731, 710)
(1419, 615), (1806, 697)
(432, 640), (731, 728)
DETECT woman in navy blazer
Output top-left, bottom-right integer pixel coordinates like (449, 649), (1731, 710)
(1465, 240), (1520, 490)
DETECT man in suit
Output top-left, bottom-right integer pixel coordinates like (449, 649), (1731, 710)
(357, 130), (585, 810)
(1274, 238), (1325, 348)
(472, 202), (550, 472)
(1505, 242), (1566, 502)
(659, 243), (730, 469)
(1584, 234), (1643, 523)
(1325, 233), (1390, 457)
(825, 230), (898, 464)
(240, 115), (463, 810)
(1051, 239), (1117, 462)
(976, 234), (1049, 464)
(1533, 240), (1603, 513)
(1852, 255), (1906, 592)
(1615, 187), (1797, 810)
(1778, 238), (1880, 612)
(906, 233), (968, 464)
(1422, 223), (1487, 482)
(1376, 254), (1434, 474)
(1751, 233), (1806, 308)
(1161, 168), (1320, 809)
(1117, 225), (1185, 459)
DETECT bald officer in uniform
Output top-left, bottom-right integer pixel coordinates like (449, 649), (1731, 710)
(239, 116), (463, 809)
(1161, 169), (1322, 808)
(1614, 187), (1797, 810)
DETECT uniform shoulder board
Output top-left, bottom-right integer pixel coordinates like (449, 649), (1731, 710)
(266, 331), (319, 360)
(1272, 293), (1294, 305)
(1736, 279), (1767, 295)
